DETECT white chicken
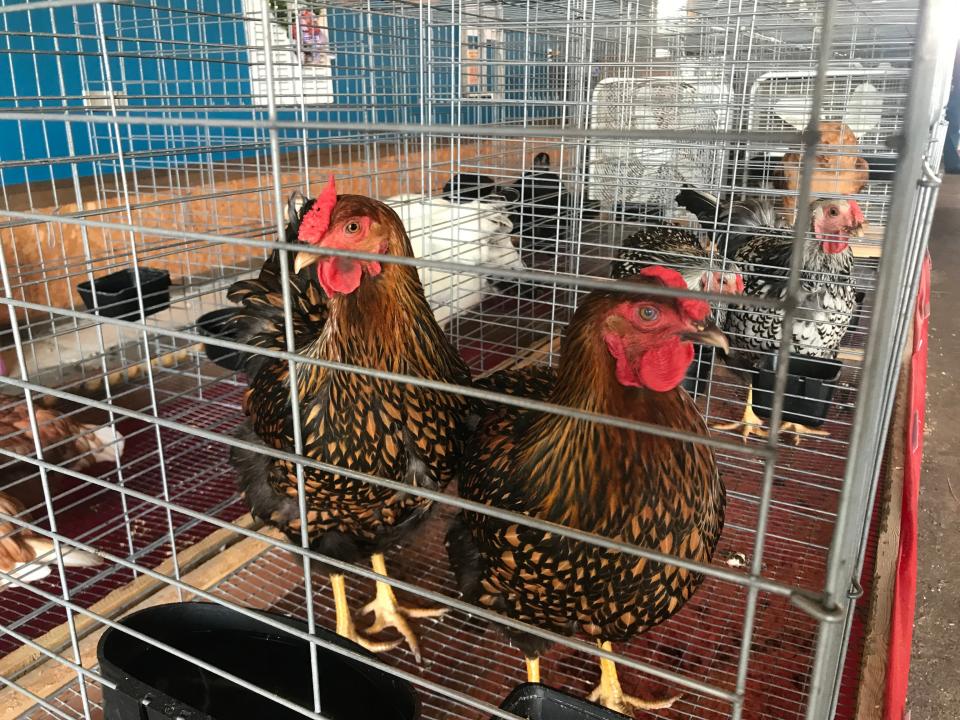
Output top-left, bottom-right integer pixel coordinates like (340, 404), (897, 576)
(385, 194), (524, 325)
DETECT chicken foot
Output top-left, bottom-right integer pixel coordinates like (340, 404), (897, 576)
(778, 421), (830, 445)
(586, 641), (681, 716)
(330, 572), (401, 655)
(525, 656), (541, 683)
(712, 385), (769, 441)
(361, 552), (447, 663)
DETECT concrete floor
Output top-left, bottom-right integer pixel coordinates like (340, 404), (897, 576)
(907, 173), (960, 719)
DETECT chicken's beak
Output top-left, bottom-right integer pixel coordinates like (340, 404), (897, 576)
(293, 251), (319, 274)
(682, 318), (730, 353)
(849, 222), (866, 239)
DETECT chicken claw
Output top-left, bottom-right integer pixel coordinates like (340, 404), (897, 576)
(362, 553), (447, 663)
(587, 641), (681, 716)
(330, 572), (402, 655)
(711, 386), (769, 442)
(779, 422), (830, 446)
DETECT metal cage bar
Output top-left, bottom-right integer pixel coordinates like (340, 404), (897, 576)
(0, 1), (953, 718)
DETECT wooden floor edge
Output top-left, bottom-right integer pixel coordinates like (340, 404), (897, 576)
(479, 335), (559, 377)
(0, 337), (562, 715)
(853, 337), (914, 720)
(0, 524), (287, 718)
(0, 513), (260, 683)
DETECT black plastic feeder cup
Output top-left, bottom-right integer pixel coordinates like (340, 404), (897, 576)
(495, 683), (631, 720)
(77, 268), (171, 320)
(195, 308), (250, 372)
(752, 354), (843, 428)
(97, 603), (420, 720)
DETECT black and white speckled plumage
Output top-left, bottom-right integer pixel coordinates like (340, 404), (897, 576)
(674, 188), (857, 372)
(610, 225), (743, 335)
(724, 234), (856, 371)
(610, 226), (715, 290)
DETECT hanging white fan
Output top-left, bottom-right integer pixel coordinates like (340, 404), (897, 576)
(748, 66), (897, 223)
(772, 81), (884, 140)
(586, 77), (732, 209)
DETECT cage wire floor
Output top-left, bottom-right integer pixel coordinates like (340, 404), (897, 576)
(1, 312), (886, 720)
(0, 369), (251, 655)
(0, 240), (883, 720)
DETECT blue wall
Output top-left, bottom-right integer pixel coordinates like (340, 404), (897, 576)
(0, 1), (557, 186)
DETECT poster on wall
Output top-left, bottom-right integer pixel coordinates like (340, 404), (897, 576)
(463, 32), (483, 95)
(292, 8), (331, 66)
(461, 27), (501, 98)
(244, 1), (334, 106)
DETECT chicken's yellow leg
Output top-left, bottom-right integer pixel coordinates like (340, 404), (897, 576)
(525, 656), (541, 683)
(329, 573), (400, 654)
(712, 385), (769, 441)
(779, 421), (831, 445)
(586, 641), (681, 715)
(361, 553), (447, 663)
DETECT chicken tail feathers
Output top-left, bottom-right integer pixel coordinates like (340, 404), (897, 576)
(677, 186), (782, 259)
(724, 197), (782, 234)
(675, 186), (720, 220)
(223, 190), (328, 376)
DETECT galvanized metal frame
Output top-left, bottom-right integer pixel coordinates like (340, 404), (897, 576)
(0, 0), (953, 718)
(810, 3), (956, 713)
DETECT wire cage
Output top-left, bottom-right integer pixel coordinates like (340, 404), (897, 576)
(0, 0), (954, 719)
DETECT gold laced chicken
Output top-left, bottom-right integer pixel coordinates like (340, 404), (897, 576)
(447, 266), (728, 715)
(228, 177), (473, 661)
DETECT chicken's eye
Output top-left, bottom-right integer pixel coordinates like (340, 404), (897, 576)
(828, 206), (839, 218)
(638, 306), (659, 322)
(344, 220), (361, 234)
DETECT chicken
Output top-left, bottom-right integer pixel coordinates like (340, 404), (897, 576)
(227, 177), (473, 661)
(446, 266), (728, 715)
(0, 402), (124, 471)
(442, 153), (575, 273)
(384, 194), (525, 323)
(1, 491), (101, 588)
(610, 221), (743, 296)
(776, 121), (870, 222)
(677, 189), (865, 443)
(610, 215), (744, 396)
(504, 152), (571, 264)
(441, 172), (503, 202)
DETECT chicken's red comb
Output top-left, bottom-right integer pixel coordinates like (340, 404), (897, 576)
(638, 265), (686, 290)
(298, 174), (338, 244)
(638, 265), (710, 321)
(848, 199), (865, 224)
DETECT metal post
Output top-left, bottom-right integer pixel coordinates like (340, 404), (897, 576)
(805, 1), (952, 717)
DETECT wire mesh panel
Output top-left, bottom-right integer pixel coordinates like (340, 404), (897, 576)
(0, 0), (954, 719)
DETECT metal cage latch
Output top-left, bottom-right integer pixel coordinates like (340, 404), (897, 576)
(790, 576), (864, 623)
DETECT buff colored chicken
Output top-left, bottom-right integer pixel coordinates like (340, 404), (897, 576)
(1, 491), (102, 587)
